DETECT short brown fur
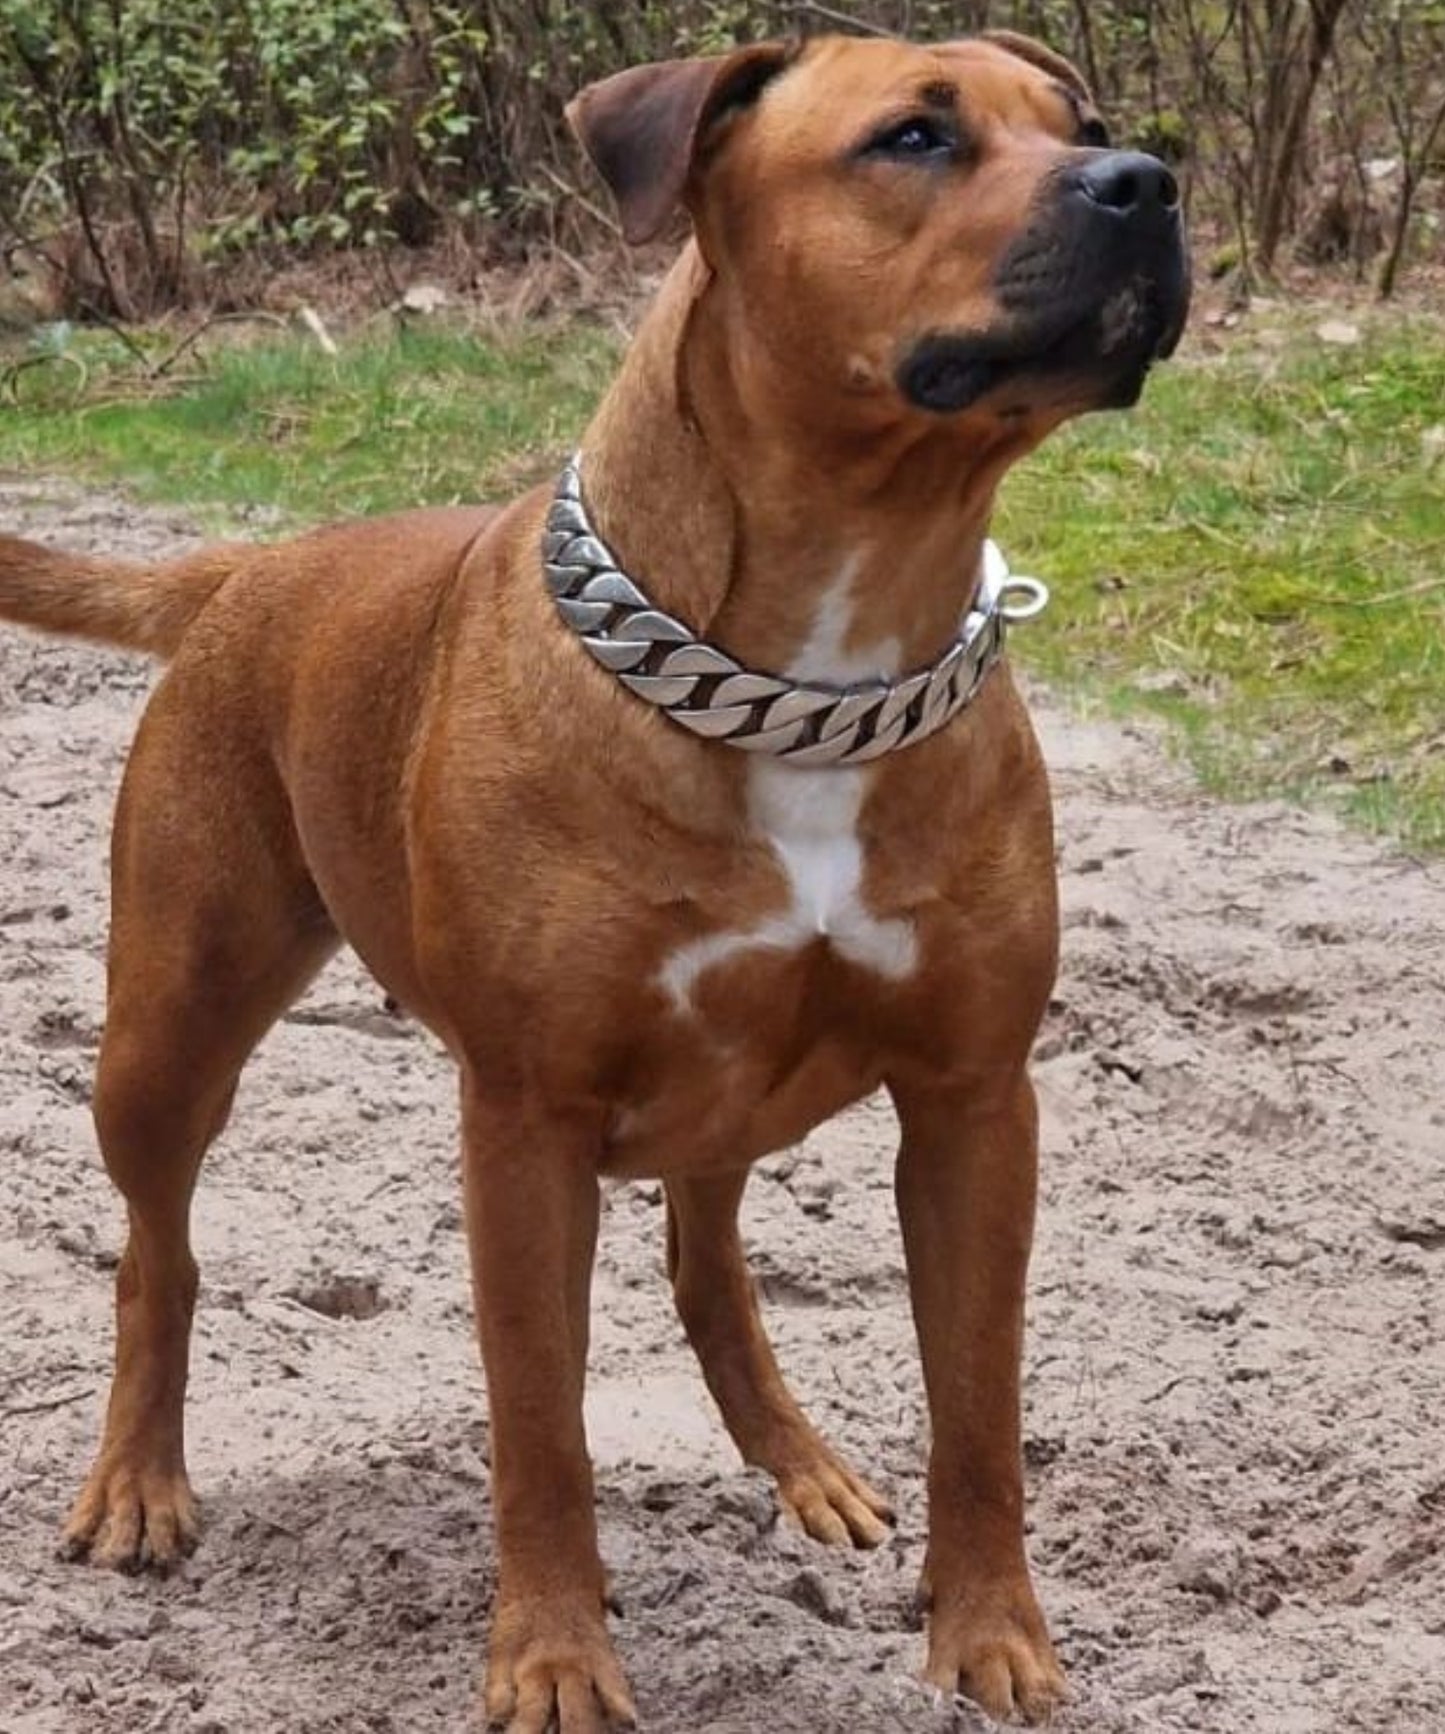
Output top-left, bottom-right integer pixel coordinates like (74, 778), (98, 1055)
(2, 31), (1186, 1731)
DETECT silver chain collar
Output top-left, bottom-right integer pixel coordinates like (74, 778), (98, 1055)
(541, 455), (1049, 767)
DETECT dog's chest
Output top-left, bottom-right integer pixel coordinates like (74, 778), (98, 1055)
(658, 759), (915, 1011)
(605, 578), (919, 1175)
(659, 570), (917, 1014)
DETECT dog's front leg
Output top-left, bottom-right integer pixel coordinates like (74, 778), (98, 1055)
(892, 1074), (1067, 1726)
(461, 1079), (635, 1734)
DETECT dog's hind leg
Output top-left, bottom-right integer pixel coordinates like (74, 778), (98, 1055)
(666, 1169), (893, 1547)
(62, 683), (338, 1571)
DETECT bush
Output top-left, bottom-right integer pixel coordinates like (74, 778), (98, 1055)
(0, 0), (494, 314)
(0, 1), (1440, 317)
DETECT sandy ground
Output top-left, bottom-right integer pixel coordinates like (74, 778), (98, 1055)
(1, 476), (1441, 1734)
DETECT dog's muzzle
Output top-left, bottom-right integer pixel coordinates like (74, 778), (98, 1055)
(899, 149), (1191, 416)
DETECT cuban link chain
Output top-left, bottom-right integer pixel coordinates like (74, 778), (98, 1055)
(541, 456), (1048, 767)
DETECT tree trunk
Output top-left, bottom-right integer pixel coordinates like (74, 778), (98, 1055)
(1257, 0), (1351, 273)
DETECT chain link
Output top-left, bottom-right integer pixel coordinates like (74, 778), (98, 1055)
(542, 456), (1047, 767)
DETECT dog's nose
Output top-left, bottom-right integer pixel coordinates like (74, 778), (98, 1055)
(1074, 151), (1179, 218)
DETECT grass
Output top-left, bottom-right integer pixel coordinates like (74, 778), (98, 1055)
(2, 310), (1443, 850)
(0, 321), (620, 525)
(997, 318), (1445, 852)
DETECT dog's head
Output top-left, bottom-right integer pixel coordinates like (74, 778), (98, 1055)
(569, 32), (1190, 436)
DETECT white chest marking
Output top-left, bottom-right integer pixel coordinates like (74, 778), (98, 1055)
(659, 563), (919, 1012)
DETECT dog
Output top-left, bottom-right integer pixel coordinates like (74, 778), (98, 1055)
(0, 30), (1188, 1731)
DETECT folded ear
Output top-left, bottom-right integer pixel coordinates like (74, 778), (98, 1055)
(566, 43), (795, 245)
(981, 29), (1093, 103)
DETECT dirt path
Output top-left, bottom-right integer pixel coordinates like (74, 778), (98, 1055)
(1, 478), (1441, 1734)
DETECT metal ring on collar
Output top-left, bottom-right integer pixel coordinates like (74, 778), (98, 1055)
(997, 575), (1050, 622)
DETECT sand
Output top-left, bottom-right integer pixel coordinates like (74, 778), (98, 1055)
(1, 477), (1441, 1734)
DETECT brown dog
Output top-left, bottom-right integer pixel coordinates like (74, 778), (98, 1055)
(0, 30), (1188, 1731)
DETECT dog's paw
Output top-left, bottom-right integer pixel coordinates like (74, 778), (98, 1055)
(924, 1578), (1067, 1724)
(61, 1454), (200, 1572)
(486, 1596), (636, 1733)
(776, 1452), (894, 1549)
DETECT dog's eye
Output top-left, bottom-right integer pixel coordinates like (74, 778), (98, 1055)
(865, 116), (957, 160)
(1079, 118), (1111, 148)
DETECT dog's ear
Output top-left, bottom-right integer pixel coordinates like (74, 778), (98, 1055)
(567, 43), (795, 245)
(980, 29), (1093, 104)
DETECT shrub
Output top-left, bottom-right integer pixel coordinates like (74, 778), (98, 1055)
(0, 1), (1440, 316)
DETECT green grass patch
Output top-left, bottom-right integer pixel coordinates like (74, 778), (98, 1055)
(995, 318), (1445, 853)
(0, 321), (619, 525)
(1, 312), (1442, 850)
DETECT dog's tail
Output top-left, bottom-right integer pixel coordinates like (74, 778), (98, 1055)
(0, 533), (242, 658)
